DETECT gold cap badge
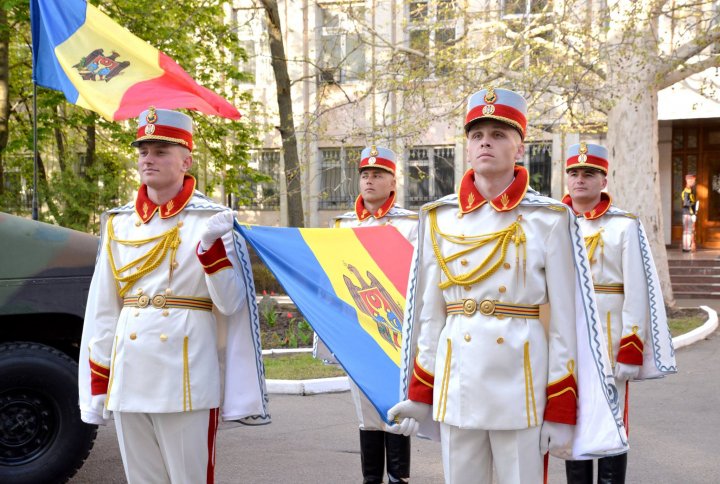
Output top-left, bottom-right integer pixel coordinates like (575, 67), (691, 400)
(484, 88), (497, 104)
(369, 145), (379, 157)
(146, 106), (158, 124)
(578, 142), (588, 163)
(482, 105), (495, 115)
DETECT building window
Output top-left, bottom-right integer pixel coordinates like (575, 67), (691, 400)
(407, 146), (455, 208)
(407, 0), (458, 74)
(2, 169), (31, 211)
(238, 150), (281, 210)
(524, 142), (551, 196)
(501, 0), (550, 16)
(318, 5), (366, 84)
(319, 146), (362, 209)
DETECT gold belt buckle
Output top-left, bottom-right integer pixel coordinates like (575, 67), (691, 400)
(152, 294), (167, 309)
(137, 295), (150, 308)
(462, 299), (477, 316)
(479, 299), (496, 316)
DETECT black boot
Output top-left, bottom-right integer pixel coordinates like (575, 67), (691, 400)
(359, 429), (385, 484)
(565, 459), (593, 484)
(385, 432), (410, 483)
(598, 453), (628, 484)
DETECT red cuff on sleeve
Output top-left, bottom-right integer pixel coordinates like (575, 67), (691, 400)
(89, 359), (110, 395)
(408, 358), (434, 404)
(617, 333), (644, 365)
(544, 372), (578, 425)
(196, 239), (233, 274)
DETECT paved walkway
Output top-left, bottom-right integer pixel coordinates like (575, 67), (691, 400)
(72, 326), (720, 483)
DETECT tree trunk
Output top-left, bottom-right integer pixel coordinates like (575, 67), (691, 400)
(54, 108), (66, 172)
(84, 121), (95, 178)
(260, 0), (304, 227)
(606, 4), (675, 306)
(0, 5), (10, 197)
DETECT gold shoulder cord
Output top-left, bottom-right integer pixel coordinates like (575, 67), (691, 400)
(584, 228), (604, 270)
(106, 214), (181, 297)
(429, 209), (527, 289)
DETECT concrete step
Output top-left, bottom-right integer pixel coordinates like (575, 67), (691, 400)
(671, 275), (720, 284)
(670, 267), (720, 276)
(673, 291), (720, 299)
(668, 258), (720, 267)
(671, 283), (720, 293)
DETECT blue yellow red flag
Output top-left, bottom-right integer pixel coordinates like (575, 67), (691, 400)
(30, 0), (241, 121)
(235, 223), (414, 422)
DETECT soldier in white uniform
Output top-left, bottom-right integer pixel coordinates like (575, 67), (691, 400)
(388, 89), (628, 484)
(562, 143), (676, 484)
(78, 108), (269, 484)
(320, 146), (418, 483)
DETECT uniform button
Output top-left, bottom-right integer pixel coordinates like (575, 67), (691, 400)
(129, 332), (137, 340)
(464, 334), (472, 342)
(460, 259), (468, 266)
(136, 288), (143, 295)
(496, 314), (505, 320)
(591, 258), (597, 264)
(160, 334), (168, 342)
(503, 263), (511, 270)
(499, 286), (506, 293)
(173, 261), (179, 269)
(133, 310), (139, 317)
(457, 212), (463, 219)
(165, 288), (172, 295)
(135, 220), (141, 227)
(162, 310), (169, 317)
(497, 337), (504, 344)
(177, 221), (184, 227)
(464, 285), (472, 291)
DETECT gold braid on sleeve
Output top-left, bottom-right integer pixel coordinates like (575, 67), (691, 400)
(106, 214), (182, 297)
(429, 209), (526, 289)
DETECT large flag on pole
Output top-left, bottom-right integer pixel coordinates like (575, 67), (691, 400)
(30, 0), (241, 121)
(235, 223), (415, 422)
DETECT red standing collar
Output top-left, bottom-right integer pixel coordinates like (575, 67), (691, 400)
(135, 174), (196, 223)
(457, 166), (529, 214)
(561, 192), (612, 220)
(355, 191), (396, 221)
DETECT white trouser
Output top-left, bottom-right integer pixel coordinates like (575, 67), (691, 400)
(114, 409), (219, 484)
(440, 423), (543, 484)
(350, 380), (386, 430)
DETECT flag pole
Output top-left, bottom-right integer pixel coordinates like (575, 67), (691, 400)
(32, 81), (39, 221)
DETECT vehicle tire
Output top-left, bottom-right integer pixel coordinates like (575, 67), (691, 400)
(0, 342), (97, 483)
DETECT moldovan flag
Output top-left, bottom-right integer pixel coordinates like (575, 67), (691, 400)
(30, 0), (241, 121)
(235, 223), (415, 422)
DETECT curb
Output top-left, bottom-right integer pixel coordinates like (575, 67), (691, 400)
(672, 305), (718, 349)
(265, 306), (719, 395)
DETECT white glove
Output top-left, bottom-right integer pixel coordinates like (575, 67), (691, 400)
(614, 362), (640, 382)
(691, 215), (697, 223)
(200, 211), (236, 250)
(540, 421), (574, 456)
(385, 400), (432, 437)
(84, 394), (109, 425)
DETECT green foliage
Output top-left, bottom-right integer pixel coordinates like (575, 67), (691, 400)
(0, 1), (265, 232)
(258, 295), (279, 328)
(263, 353), (346, 380)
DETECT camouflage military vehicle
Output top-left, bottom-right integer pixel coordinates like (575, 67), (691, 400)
(0, 212), (99, 483)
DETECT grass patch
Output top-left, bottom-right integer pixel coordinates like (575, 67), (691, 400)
(264, 353), (347, 380)
(668, 315), (707, 337)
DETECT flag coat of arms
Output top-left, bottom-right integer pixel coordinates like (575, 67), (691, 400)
(30, 0), (240, 121)
(235, 223), (415, 422)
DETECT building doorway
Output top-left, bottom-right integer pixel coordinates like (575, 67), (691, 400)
(671, 119), (720, 248)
